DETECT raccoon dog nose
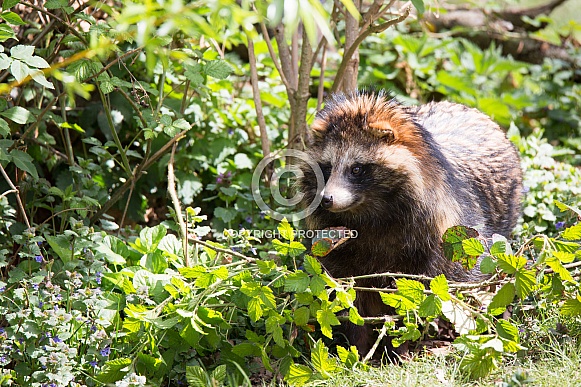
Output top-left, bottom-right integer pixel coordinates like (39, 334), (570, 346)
(321, 194), (333, 209)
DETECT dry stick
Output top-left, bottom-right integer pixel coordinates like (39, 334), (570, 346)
(274, 24), (296, 92)
(89, 129), (188, 224)
(246, 35), (272, 162)
(168, 142), (190, 267)
(331, 7), (411, 93)
(363, 323), (389, 362)
(289, 28), (314, 148)
(0, 165), (31, 229)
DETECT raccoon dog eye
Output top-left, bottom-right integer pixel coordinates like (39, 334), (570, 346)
(351, 165), (363, 176)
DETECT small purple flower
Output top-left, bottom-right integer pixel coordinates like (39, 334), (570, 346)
(100, 347), (111, 356)
(556, 221), (566, 230)
(91, 325), (97, 333)
(226, 171), (232, 178)
(95, 272), (102, 285)
(52, 336), (62, 343)
(0, 328), (5, 334)
(38, 301), (44, 308)
(32, 284), (39, 291)
(55, 294), (62, 301)
(216, 177), (223, 184)
(35, 255), (42, 263)
(90, 360), (98, 368)
(245, 216), (252, 223)
(228, 129), (234, 135)
(45, 332), (51, 339)
(0, 286), (5, 293)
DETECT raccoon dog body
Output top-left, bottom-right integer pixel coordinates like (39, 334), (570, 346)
(298, 91), (522, 354)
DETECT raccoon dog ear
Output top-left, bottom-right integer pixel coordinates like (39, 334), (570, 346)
(367, 121), (395, 141)
(308, 119), (328, 140)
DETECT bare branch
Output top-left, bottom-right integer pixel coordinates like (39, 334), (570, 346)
(258, 20), (292, 91)
(274, 24), (296, 93)
(0, 165), (30, 229)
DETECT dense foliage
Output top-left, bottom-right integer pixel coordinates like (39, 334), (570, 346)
(0, 0), (580, 386)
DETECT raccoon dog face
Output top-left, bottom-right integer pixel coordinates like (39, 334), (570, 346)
(300, 92), (429, 221)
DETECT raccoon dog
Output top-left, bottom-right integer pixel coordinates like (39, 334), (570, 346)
(298, 90), (522, 355)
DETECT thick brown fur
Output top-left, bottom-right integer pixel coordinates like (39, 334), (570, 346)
(298, 90), (522, 355)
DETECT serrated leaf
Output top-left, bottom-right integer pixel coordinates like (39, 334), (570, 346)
(418, 294), (442, 317)
(554, 200), (581, 217)
(10, 149), (38, 179)
(462, 238), (485, 256)
(284, 271), (310, 293)
(395, 278), (425, 303)
(96, 358), (131, 383)
(561, 297), (581, 316)
(294, 306), (310, 326)
(441, 300), (477, 335)
(430, 274), (451, 301)
(304, 255), (322, 275)
(204, 60), (233, 79)
(309, 275), (326, 297)
(553, 251), (575, 263)
(496, 320), (519, 343)
(562, 224), (581, 241)
(311, 238), (332, 257)
(488, 282), (515, 314)
(479, 256), (497, 274)
(348, 307), (364, 325)
(515, 270), (536, 299)
(210, 365), (227, 384)
(285, 363), (312, 386)
(311, 339), (338, 379)
(496, 254), (526, 275)
(272, 239), (306, 257)
(442, 225), (479, 269)
(380, 293), (416, 311)
(546, 257), (574, 283)
(316, 307), (340, 339)
(277, 217), (294, 241)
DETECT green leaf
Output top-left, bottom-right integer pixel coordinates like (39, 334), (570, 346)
(204, 60), (233, 79)
(0, 24), (15, 42)
(294, 306), (310, 326)
(410, 0), (425, 13)
(247, 298), (263, 322)
(186, 365), (209, 387)
(284, 271), (310, 293)
(479, 256), (497, 274)
(214, 206), (236, 223)
(395, 278), (425, 304)
(210, 365), (227, 384)
(309, 275), (326, 297)
(10, 45), (34, 61)
(277, 218), (294, 241)
(45, 234), (72, 263)
(0, 118), (9, 137)
(138, 225), (166, 253)
(1, 106), (33, 124)
(561, 297), (581, 316)
(45, 0), (68, 9)
(348, 307), (364, 325)
(96, 358), (131, 383)
(462, 238), (485, 256)
(554, 200), (581, 217)
(140, 250), (168, 274)
(546, 257), (575, 283)
(430, 274), (451, 301)
(380, 293), (416, 312)
(1, 11), (25, 25)
(496, 254), (526, 275)
(488, 282), (515, 314)
(2, 0), (20, 10)
(419, 294), (442, 317)
(311, 238), (332, 257)
(490, 240), (507, 256)
(272, 239), (306, 257)
(496, 320), (519, 343)
(316, 306), (340, 339)
(304, 255), (322, 275)
(442, 225), (480, 270)
(562, 224), (581, 241)
(285, 363), (313, 386)
(515, 270), (536, 299)
(9, 149), (38, 179)
(311, 339), (339, 379)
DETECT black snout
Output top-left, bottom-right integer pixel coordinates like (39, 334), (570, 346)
(321, 194), (333, 209)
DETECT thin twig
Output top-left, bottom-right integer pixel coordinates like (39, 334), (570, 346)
(258, 18), (291, 91)
(363, 322), (389, 362)
(0, 165), (31, 229)
(188, 237), (257, 263)
(168, 142), (190, 267)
